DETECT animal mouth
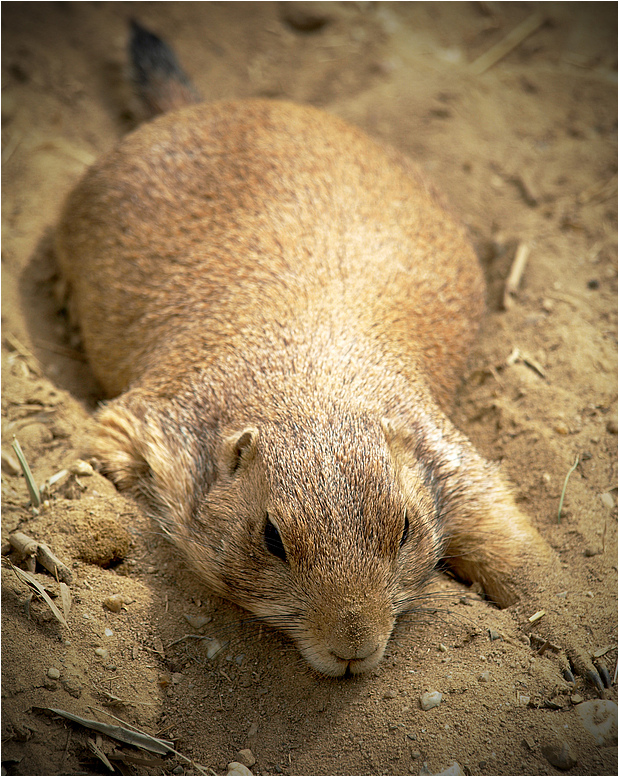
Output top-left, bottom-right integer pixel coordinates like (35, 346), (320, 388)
(328, 644), (385, 677)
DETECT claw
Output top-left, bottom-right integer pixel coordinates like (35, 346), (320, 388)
(594, 661), (612, 689)
(585, 668), (605, 693)
(562, 668), (576, 684)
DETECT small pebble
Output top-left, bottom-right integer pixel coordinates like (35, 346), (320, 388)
(172, 767), (184, 776)
(438, 643), (448, 653)
(206, 639), (223, 659)
(104, 627), (113, 637)
(488, 628), (501, 641)
(227, 762), (252, 776)
(606, 418), (618, 435)
(518, 694), (531, 706)
(171, 672), (183, 684)
(420, 691), (443, 710)
(384, 689), (397, 699)
(554, 421), (569, 435)
(236, 749), (256, 767)
(183, 614), (211, 629)
(600, 492), (614, 509)
(541, 741), (577, 771)
(70, 459), (94, 476)
(478, 671), (491, 683)
(571, 694), (584, 704)
(1, 450), (21, 476)
(61, 676), (83, 698)
(94, 647), (109, 659)
(47, 667), (61, 680)
(103, 594), (124, 613)
(575, 700), (618, 747)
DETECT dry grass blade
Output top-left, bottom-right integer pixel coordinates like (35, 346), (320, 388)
(558, 455), (579, 524)
(88, 738), (114, 772)
(11, 436), (41, 507)
(59, 582), (72, 621)
(42, 708), (175, 755)
(90, 707), (211, 775)
(4, 332), (43, 376)
(8, 562), (68, 628)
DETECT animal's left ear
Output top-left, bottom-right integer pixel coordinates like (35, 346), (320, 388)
(222, 427), (259, 475)
(380, 417), (417, 461)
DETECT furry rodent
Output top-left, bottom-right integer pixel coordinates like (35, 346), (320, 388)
(55, 23), (599, 681)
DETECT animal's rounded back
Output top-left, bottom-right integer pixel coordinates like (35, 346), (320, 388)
(56, 99), (484, 406)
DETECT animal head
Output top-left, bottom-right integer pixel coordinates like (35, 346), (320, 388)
(94, 397), (444, 676)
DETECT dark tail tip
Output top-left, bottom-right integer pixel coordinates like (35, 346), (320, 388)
(128, 19), (199, 118)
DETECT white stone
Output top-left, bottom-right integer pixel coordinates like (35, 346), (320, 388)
(436, 762), (464, 776)
(420, 690), (442, 710)
(575, 700), (618, 747)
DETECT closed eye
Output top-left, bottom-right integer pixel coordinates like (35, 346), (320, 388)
(264, 514), (287, 562)
(400, 510), (410, 548)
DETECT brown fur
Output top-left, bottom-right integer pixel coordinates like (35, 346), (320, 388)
(56, 97), (581, 677)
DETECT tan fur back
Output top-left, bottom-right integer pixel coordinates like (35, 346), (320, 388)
(56, 99), (484, 409)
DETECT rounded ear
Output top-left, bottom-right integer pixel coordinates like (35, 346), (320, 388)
(381, 417), (413, 459)
(381, 417), (397, 445)
(223, 427), (259, 475)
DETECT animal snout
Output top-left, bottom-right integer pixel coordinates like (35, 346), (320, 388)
(329, 608), (386, 662)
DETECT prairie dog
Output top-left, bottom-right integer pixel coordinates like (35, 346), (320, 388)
(55, 23), (602, 682)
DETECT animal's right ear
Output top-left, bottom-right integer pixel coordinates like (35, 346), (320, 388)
(222, 427), (259, 475)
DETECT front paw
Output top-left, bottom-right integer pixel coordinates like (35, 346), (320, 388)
(527, 621), (614, 694)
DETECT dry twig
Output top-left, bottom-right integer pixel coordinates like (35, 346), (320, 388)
(503, 242), (531, 309)
(9, 531), (73, 584)
(11, 438), (41, 508)
(470, 12), (545, 75)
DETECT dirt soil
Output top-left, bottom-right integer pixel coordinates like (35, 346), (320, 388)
(1, 2), (617, 776)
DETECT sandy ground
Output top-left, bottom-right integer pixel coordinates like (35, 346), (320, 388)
(1, 2), (617, 775)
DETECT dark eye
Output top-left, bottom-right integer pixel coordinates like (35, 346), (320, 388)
(264, 514), (287, 562)
(400, 510), (409, 548)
